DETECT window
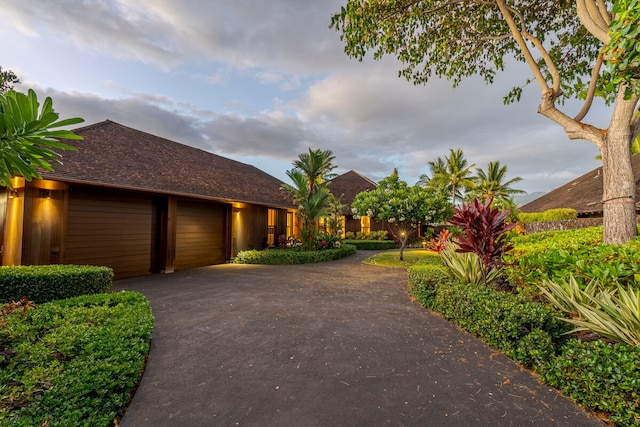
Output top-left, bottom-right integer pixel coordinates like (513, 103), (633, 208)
(286, 212), (294, 238)
(360, 215), (371, 234)
(267, 209), (277, 246)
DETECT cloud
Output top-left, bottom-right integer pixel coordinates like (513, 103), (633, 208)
(4, 0), (611, 196)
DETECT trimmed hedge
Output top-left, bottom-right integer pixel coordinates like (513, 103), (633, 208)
(407, 263), (451, 308)
(342, 240), (397, 250)
(432, 282), (569, 367)
(0, 291), (153, 426)
(518, 208), (578, 223)
(0, 265), (114, 304)
(234, 244), (357, 265)
(540, 340), (640, 426)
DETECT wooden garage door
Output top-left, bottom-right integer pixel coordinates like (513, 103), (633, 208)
(65, 188), (154, 278)
(175, 200), (226, 270)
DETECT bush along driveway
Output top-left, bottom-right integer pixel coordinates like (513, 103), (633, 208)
(113, 251), (602, 426)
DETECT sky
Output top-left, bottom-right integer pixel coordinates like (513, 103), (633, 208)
(0, 0), (608, 197)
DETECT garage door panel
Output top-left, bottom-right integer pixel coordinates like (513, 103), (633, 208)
(175, 200), (226, 270)
(65, 189), (153, 278)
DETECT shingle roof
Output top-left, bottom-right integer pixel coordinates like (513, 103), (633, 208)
(329, 170), (378, 212)
(520, 153), (640, 215)
(43, 120), (294, 208)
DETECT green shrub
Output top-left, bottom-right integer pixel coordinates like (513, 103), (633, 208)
(540, 340), (640, 426)
(354, 230), (389, 240)
(0, 291), (153, 426)
(234, 244), (357, 264)
(407, 262), (450, 308)
(342, 239), (397, 250)
(518, 208), (578, 223)
(432, 281), (569, 367)
(0, 265), (114, 304)
(506, 227), (640, 291)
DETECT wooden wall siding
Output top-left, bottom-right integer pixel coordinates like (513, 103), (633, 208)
(21, 187), (65, 265)
(175, 200), (226, 270)
(231, 204), (268, 255)
(65, 188), (154, 279)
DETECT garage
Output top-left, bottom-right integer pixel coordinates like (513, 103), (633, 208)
(175, 199), (227, 270)
(65, 187), (154, 279)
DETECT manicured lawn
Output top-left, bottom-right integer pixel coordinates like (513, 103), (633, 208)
(363, 249), (438, 268)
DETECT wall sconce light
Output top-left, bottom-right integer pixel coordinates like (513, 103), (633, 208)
(40, 189), (51, 199)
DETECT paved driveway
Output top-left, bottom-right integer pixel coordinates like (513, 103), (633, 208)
(113, 251), (601, 426)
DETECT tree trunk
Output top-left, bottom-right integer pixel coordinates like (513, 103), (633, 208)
(601, 127), (637, 244)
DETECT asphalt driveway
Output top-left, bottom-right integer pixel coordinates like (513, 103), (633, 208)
(113, 251), (602, 426)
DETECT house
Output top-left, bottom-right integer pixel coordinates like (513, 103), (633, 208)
(520, 153), (640, 216)
(0, 120), (297, 278)
(328, 170), (386, 236)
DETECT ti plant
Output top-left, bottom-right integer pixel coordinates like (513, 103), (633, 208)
(448, 198), (514, 285)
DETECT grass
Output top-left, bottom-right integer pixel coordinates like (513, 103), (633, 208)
(363, 249), (438, 268)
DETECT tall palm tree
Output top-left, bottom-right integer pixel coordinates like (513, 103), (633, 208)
(471, 161), (526, 202)
(281, 148), (338, 250)
(292, 148), (337, 196)
(421, 148), (475, 206)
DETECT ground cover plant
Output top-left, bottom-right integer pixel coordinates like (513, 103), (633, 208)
(0, 291), (153, 426)
(234, 244), (356, 265)
(506, 226), (640, 292)
(404, 225), (640, 425)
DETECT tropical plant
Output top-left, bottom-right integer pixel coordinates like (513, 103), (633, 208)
(0, 89), (83, 187)
(441, 244), (501, 286)
(469, 161), (526, 203)
(351, 168), (452, 260)
(539, 275), (640, 346)
(427, 229), (451, 253)
(330, 1), (640, 245)
(419, 148), (475, 206)
(281, 149), (337, 250)
(449, 198), (514, 284)
(291, 147), (337, 196)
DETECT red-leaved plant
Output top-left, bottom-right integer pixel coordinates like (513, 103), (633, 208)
(427, 229), (451, 253)
(448, 198), (514, 284)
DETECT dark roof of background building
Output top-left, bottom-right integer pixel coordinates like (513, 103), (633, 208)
(520, 153), (640, 215)
(43, 120), (294, 208)
(329, 170), (378, 213)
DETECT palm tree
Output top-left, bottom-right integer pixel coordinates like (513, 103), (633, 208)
(470, 161), (526, 202)
(421, 148), (475, 206)
(292, 148), (337, 196)
(281, 149), (338, 250)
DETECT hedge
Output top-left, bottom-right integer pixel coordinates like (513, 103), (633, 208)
(407, 263), (451, 308)
(234, 244), (357, 264)
(0, 265), (114, 304)
(0, 291), (153, 426)
(518, 208), (578, 223)
(539, 340), (640, 426)
(342, 240), (397, 250)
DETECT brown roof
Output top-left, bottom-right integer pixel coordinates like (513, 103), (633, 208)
(43, 120), (294, 208)
(520, 153), (640, 215)
(329, 170), (378, 212)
